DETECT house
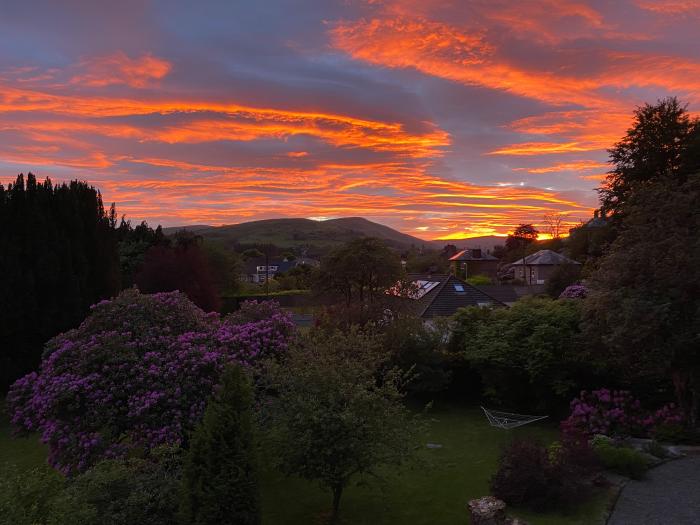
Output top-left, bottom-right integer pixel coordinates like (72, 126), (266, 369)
(241, 256), (319, 284)
(508, 249), (580, 285)
(448, 248), (499, 281)
(399, 273), (505, 320)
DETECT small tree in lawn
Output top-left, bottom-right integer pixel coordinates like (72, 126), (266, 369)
(180, 365), (260, 525)
(263, 327), (420, 522)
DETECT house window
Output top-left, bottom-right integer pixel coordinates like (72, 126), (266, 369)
(256, 265), (266, 272)
(453, 284), (465, 293)
(269, 265), (278, 272)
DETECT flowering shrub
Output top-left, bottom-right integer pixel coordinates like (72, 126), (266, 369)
(7, 290), (293, 475)
(559, 284), (588, 299)
(491, 438), (590, 511)
(562, 389), (684, 439)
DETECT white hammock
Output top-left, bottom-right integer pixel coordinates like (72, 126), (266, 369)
(481, 406), (548, 429)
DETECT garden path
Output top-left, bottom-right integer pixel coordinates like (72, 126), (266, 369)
(608, 455), (700, 525)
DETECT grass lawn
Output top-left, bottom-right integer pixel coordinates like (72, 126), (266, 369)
(1, 401), (612, 524)
(260, 402), (612, 525)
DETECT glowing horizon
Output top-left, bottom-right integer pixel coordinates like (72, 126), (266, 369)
(1, 1), (698, 239)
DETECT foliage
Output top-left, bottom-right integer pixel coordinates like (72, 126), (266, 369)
(562, 389), (684, 439)
(0, 173), (120, 393)
(558, 284), (588, 299)
(490, 438), (590, 512)
(601, 97), (700, 215)
(466, 274), (493, 286)
(262, 327), (420, 519)
(7, 290), (293, 475)
(180, 365), (260, 525)
(0, 447), (181, 525)
(116, 219), (169, 288)
(545, 264), (582, 298)
(591, 440), (648, 479)
(452, 297), (587, 410)
(135, 232), (221, 311)
(382, 315), (453, 393)
(275, 264), (316, 290)
(316, 237), (403, 311)
(505, 224), (539, 253)
(52, 447), (182, 525)
(0, 463), (64, 525)
(582, 172), (700, 423)
(202, 240), (243, 297)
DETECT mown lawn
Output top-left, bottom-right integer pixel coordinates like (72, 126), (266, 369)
(1, 402), (611, 524)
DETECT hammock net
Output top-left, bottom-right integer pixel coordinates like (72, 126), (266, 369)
(481, 406), (548, 429)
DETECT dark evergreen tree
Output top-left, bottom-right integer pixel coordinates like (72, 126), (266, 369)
(179, 365), (260, 525)
(0, 173), (120, 392)
(601, 97), (700, 216)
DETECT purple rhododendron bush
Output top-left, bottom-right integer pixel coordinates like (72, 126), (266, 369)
(7, 289), (294, 475)
(562, 388), (684, 440)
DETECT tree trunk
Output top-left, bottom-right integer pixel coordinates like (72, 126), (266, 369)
(330, 484), (344, 523)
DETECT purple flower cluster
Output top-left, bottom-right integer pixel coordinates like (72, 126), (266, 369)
(562, 388), (684, 439)
(559, 284), (588, 299)
(7, 290), (294, 475)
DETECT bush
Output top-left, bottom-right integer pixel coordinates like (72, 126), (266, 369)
(179, 365), (260, 525)
(453, 297), (587, 411)
(491, 438), (590, 511)
(466, 274), (492, 286)
(7, 290), (293, 475)
(592, 441), (648, 479)
(382, 315), (453, 394)
(563, 389), (686, 440)
(0, 450), (182, 525)
(52, 448), (182, 525)
(0, 464), (63, 525)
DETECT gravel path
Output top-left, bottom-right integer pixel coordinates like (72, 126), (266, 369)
(608, 456), (700, 525)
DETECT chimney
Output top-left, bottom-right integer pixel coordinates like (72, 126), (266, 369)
(471, 248), (482, 259)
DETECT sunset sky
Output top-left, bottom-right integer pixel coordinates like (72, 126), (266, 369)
(1, 1), (699, 239)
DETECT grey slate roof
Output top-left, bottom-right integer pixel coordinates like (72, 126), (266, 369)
(449, 249), (498, 261)
(405, 273), (505, 318)
(473, 285), (520, 305)
(510, 249), (580, 266)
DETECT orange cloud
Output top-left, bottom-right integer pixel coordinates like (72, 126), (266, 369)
(487, 142), (595, 155)
(513, 160), (608, 173)
(70, 52), (171, 88)
(635, 1), (700, 14)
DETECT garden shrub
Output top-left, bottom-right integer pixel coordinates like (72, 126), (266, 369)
(592, 441), (648, 479)
(179, 365), (260, 525)
(491, 438), (590, 512)
(563, 389), (685, 440)
(7, 290), (293, 474)
(382, 315), (453, 394)
(452, 297), (588, 411)
(51, 447), (182, 525)
(0, 464), (63, 525)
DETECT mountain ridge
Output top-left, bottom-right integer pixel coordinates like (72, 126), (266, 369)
(163, 217), (505, 252)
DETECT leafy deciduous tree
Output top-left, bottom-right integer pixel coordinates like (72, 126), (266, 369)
(263, 328), (420, 521)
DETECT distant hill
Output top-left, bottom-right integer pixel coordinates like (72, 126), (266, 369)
(437, 235), (506, 251)
(163, 218), (507, 255)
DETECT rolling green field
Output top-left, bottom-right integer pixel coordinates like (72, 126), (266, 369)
(1, 402), (611, 524)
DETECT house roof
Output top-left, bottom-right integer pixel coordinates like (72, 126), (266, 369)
(449, 249), (498, 261)
(510, 249), (580, 266)
(473, 285), (520, 304)
(242, 257), (296, 274)
(404, 273), (505, 318)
